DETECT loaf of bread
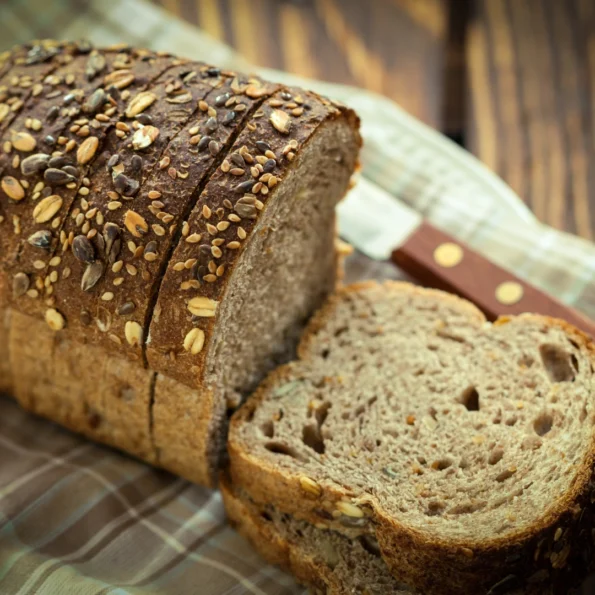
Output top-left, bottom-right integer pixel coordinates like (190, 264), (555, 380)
(0, 40), (361, 485)
(228, 281), (595, 594)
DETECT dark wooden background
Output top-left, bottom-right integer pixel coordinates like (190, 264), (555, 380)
(151, 0), (595, 240)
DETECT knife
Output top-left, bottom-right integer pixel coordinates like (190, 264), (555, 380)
(337, 177), (595, 338)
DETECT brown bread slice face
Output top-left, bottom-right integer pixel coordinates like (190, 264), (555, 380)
(221, 478), (413, 595)
(228, 281), (595, 594)
(148, 88), (360, 484)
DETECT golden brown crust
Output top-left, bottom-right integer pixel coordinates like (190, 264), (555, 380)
(151, 373), (217, 486)
(228, 281), (595, 594)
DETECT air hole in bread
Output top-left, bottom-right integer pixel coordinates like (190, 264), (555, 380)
(302, 423), (325, 454)
(320, 348), (330, 360)
(460, 386), (480, 411)
(495, 468), (516, 482)
(432, 458), (452, 471)
(449, 500), (486, 515)
(571, 353), (579, 373)
(533, 413), (553, 436)
(265, 441), (300, 458)
(358, 534), (381, 557)
(260, 511), (272, 522)
(540, 344), (576, 383)
(334, 326), (348, 338)
(505, 416), (517, 427)
(579, 403), (588, 423)
(426, 500), (445, 516)
(488, 447), (504, 465)
(261, 420), (274, 438)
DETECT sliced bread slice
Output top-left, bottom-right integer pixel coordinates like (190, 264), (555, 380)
(228, 281), (595, 594)
(221, 477), (413, 595)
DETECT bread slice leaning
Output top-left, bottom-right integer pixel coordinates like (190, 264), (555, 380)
(228, 281), (595, 594)
(221, 477), (414, 595)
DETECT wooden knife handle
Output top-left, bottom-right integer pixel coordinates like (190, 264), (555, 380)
(391, 221), (595, 338)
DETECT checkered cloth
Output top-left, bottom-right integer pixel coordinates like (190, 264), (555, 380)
(1, 0), (594, 593)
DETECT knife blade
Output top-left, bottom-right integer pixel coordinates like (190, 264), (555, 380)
(337, 177), (595, 337)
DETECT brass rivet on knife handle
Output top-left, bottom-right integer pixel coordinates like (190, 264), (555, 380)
(433, 243), (463, 268)
(495, 281), (524, 305)
(391, 221), (595, 339)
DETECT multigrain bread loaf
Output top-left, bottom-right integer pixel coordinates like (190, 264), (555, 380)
(221, 477), (414, 595)
(228, 281), (595, 594)
(0, 40), (361, 485)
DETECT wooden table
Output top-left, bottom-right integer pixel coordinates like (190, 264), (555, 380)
(153, 0), (595, 240)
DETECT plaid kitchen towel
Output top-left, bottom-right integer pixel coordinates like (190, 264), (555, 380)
(1, 0), (594, 593)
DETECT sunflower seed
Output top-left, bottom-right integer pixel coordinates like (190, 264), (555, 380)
(85, 51), (106, 80)
(72, 235), (95, 262)
(82, 88), (106, 113)
(118, 301), (136, 315)
(44, 168), (75, 186)
(81, 260), (104, 291)
(113, 173), (139, 197)
(20, 153), (50, 176)
(103, 223), (121, 264)
(27, 229), (52, 250)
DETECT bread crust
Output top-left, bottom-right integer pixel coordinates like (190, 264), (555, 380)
(228, 281), (595, 594)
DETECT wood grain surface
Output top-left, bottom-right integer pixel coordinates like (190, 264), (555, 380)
(152, 0), (595, 240)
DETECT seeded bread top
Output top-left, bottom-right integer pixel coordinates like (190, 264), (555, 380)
(41, 65), (278, 359)
(1, 45), (181, 315)
(0, 41), (360, 390)
(146, 87), (357, 386)
(228, 281), (595, 593)
(1, 50), (176, 294)
(0, 41), (78, 139)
